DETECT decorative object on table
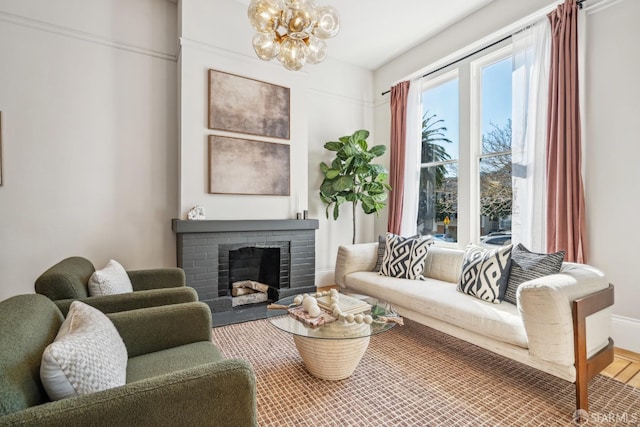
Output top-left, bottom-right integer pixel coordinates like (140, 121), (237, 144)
(287, 305), (335, 327)
(247, 0), (340, 71)
(208, 69), (290, 139)
(208, 135), (290, 196)
(319, 130), (391, 244)
(187, 205), (206, 220)
(270, 289), (388, 328)
(316, 290), (372, 317)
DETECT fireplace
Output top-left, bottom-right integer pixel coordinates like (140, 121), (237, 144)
(172, 219), (319, 326)
(227, 246), (281, 292)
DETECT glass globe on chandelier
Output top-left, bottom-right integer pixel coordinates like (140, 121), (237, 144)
(248, 0), (340, 71)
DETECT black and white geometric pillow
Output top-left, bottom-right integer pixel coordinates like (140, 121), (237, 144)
(457, 243), (513, 304)
(379, 233), (430, 280)
(372, 234), (387, 272)
(503, 243), (565, 305)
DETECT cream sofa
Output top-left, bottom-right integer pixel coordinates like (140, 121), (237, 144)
(335, 242), (614, 411)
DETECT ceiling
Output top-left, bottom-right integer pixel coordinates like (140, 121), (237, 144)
(236, 0), (496, 70)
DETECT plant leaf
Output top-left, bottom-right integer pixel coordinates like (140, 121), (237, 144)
(369, 145), (386, 157)
(325, 169), (340, 179)
(320, 162), (330, 174)
(352, 129), (369, 142)
(333, 175), (354, 192)
(324, 141), (342, 151)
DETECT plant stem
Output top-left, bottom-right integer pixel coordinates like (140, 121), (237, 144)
(352, 201), (357, 244)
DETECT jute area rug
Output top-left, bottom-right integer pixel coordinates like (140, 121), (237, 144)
(211, 318), (639, 426)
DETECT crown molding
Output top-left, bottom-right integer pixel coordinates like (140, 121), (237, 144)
(0, 10), (177, 62)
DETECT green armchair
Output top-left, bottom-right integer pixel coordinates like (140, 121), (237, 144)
(35, 256), (198, 315)
(0, 294), (257, 426)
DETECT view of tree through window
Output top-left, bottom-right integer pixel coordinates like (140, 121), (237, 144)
(418, 75), (458, 242)
(479, 56), (512, 242)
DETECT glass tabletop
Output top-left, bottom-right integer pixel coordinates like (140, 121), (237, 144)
(267, 293), (399, 340)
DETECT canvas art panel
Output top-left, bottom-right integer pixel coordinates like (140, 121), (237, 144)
(208, 70), (290, 139)
(208, 136), (290, 196)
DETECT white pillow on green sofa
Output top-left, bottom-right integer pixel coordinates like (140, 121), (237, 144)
(88, 259), (133, 296)
(40, 301), (128, 401)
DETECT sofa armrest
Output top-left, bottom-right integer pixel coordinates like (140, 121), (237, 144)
(107, 302), (212, 357)
(335, 243), (378, 288)
(54, 287), (199, 316)
(517, 263), (610, 366)
(0, 359), (257, 427)
(128, 268), (186, 291)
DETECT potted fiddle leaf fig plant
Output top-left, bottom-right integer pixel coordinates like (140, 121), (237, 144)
(319, 129), (391, 244)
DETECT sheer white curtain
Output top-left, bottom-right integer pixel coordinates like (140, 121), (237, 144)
(511, 19), (551, 251)
(399, 79), (422, 236)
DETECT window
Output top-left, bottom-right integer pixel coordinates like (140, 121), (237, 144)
(475, 51), (513, 239)
(416, 43), (513, 246)
(418, 72), (459, 242)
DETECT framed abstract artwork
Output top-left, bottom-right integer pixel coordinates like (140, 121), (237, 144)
(208, 135), (290, 196)
(208, 69), (290, 139)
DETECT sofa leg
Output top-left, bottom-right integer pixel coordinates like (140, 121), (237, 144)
(575, 373), (589, 412)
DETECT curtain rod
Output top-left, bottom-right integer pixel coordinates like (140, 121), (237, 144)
(381, 0), (587, 96)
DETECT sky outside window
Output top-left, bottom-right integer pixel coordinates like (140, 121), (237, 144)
(481, 57), (512, 146)
(421, 77), (459, 162)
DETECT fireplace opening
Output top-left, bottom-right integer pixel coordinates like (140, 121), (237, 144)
(227, 246), (281, 306)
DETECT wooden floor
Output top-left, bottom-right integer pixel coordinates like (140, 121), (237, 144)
(602, 348), (640, 388)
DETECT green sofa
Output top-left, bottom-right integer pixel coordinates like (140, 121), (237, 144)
(0, 294), (257, 426)
(35, 256), (198, 315)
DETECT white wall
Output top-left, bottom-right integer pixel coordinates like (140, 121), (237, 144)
(584, 0), (640, 352)
(0, 0), (179, 300)
(373, 0), (640, 352)
(178, 0), (374, 286)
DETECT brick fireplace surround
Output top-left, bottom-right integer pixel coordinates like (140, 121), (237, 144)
(172, 219), (319, 326)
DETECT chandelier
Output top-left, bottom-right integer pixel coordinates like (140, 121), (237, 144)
(248, 0), (340, 71)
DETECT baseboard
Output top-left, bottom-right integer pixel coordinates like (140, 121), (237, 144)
(611, 314), (640, 354)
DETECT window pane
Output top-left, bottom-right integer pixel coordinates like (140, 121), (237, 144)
(481, 57), (512, 155)
(420, 75), (459, 241)
(418, 164), (458, 242)
(422, 77), (459, 161)
(479, 55), (512, 242)
(479, 154), (512, 238)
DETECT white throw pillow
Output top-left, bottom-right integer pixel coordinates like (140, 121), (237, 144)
(88, 259), (133, 296)
(40, 301), (128, 401)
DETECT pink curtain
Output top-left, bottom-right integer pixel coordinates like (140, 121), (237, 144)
(546, 0), (587, 263)
(388, 81), (410, 234)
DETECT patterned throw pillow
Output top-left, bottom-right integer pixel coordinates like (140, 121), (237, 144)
(457, 243), (513, 303)
(379, 233), (431, 280)
(40, 301), (128, 401)
(504, 244), (565, 305)
(372, 235), (387, 272)
(88, 259), (133, 296)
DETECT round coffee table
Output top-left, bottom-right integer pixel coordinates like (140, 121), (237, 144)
(267, 293), (398, 380)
